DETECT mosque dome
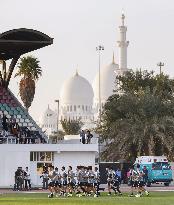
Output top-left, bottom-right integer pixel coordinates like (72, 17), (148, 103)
(60, 71), (94, 122)
(60, 71), (94, 105)
(93, 55), (120, 104)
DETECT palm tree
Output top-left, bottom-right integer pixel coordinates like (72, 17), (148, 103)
(14, 56), (42, 110)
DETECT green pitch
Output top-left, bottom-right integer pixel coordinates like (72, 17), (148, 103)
(0, 192), (174, 205)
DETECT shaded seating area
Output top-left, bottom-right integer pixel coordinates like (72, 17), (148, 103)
(0, 86), (46, 144)
(0, 86), (34, 129)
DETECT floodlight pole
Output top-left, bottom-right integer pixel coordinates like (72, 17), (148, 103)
(96, 45), (104, 122)
(55, 99), (59, 143)
(96, 45), (104, 164)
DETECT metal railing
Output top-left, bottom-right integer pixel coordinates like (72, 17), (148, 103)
(0, 136), (98, 145)
(0, 136), (42, 144)
(49, 137), (98, 144)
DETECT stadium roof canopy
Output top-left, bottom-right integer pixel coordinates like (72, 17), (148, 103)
(0, 28), (53, 60)
(0, 28), (53, 88)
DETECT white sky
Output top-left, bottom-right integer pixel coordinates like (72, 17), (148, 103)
(1, 0), (174, 121)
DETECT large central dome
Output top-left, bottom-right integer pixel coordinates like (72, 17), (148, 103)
(60, 71), (94, 122)
(60, 71), (94, 105)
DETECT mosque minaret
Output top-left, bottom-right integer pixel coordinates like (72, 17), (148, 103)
(117, 13), (129, 72)
(40, 14), (129, 133)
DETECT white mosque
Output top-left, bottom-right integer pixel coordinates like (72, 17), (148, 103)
(40, 14), (129, 135)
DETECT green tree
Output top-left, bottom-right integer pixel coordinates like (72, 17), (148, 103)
(14, 56), (42, 110)
(61, 119), (83, 135)
(116, 70), (174, 100)
(97, 70), (174, 161)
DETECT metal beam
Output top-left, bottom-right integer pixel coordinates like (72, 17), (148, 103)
(5, 57), (20, 88)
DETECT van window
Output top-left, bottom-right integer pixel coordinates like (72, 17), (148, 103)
(152, 163), (161, 170)
(161, 162), (171, 170)
(152, 162), (171, 170)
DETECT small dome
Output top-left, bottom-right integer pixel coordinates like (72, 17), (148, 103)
(60, 71), (94, 105)
(93, 59), (119, 104)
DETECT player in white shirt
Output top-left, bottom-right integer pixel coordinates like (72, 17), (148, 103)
(106, 167), (115, 196)
(54, 167), (63, 197)
(48, 166), (56, 198)
(67, 166), (76, 196)
(87, 167), (97, 197)
(61, 166), (68, 195)
(94, 167), (100, 196)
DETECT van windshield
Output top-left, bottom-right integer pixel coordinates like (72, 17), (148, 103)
(152, 162), (171, 170)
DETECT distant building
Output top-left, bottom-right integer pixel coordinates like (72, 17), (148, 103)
(39, 105), (57, 135)
(40, 14), (129, 132)
(0, 14), (129, 187)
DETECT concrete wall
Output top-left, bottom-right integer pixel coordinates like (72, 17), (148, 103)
(0, 150), (29, 187)
(54, 151), (96, 169)
(0, 144), (98, 187)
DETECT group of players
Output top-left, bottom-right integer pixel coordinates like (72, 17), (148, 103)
(106, 165), (149, 197)
(47, 165), (100, 198)
(128, 165), (149, 197)
(46, 164), (149, 198)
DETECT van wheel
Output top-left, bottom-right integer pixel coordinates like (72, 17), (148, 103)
(164, 183), (169, 186)
(147, 182), (151, 187)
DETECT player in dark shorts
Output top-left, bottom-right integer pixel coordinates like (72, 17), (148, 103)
(76, 166), (87, 196)
(87, 167), (98, 197)
(132, 170), (139, 190)
(61, 166), (68, 196)
(94, 167), (100, 196)
(83, 167), (88, 193)
(81, 167), (88, 195)
(67, 166), (76, 197)
(48, 166), (56, 198)
(136, 171), (149, 197)
(54, 167), (63, 197)
(111, 172), (122, 195)
(75, 167), (84, 197)
(128, 166), (135, 197)
(106, 167), (115, 196)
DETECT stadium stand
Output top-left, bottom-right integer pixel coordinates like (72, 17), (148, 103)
(0, 85), (47, 144)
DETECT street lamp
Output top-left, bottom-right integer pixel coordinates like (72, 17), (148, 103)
(55, 99), (59, 143)
(96, 45), (104, 164)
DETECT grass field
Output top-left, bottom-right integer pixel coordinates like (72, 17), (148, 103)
(0, 192), (174, 205)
